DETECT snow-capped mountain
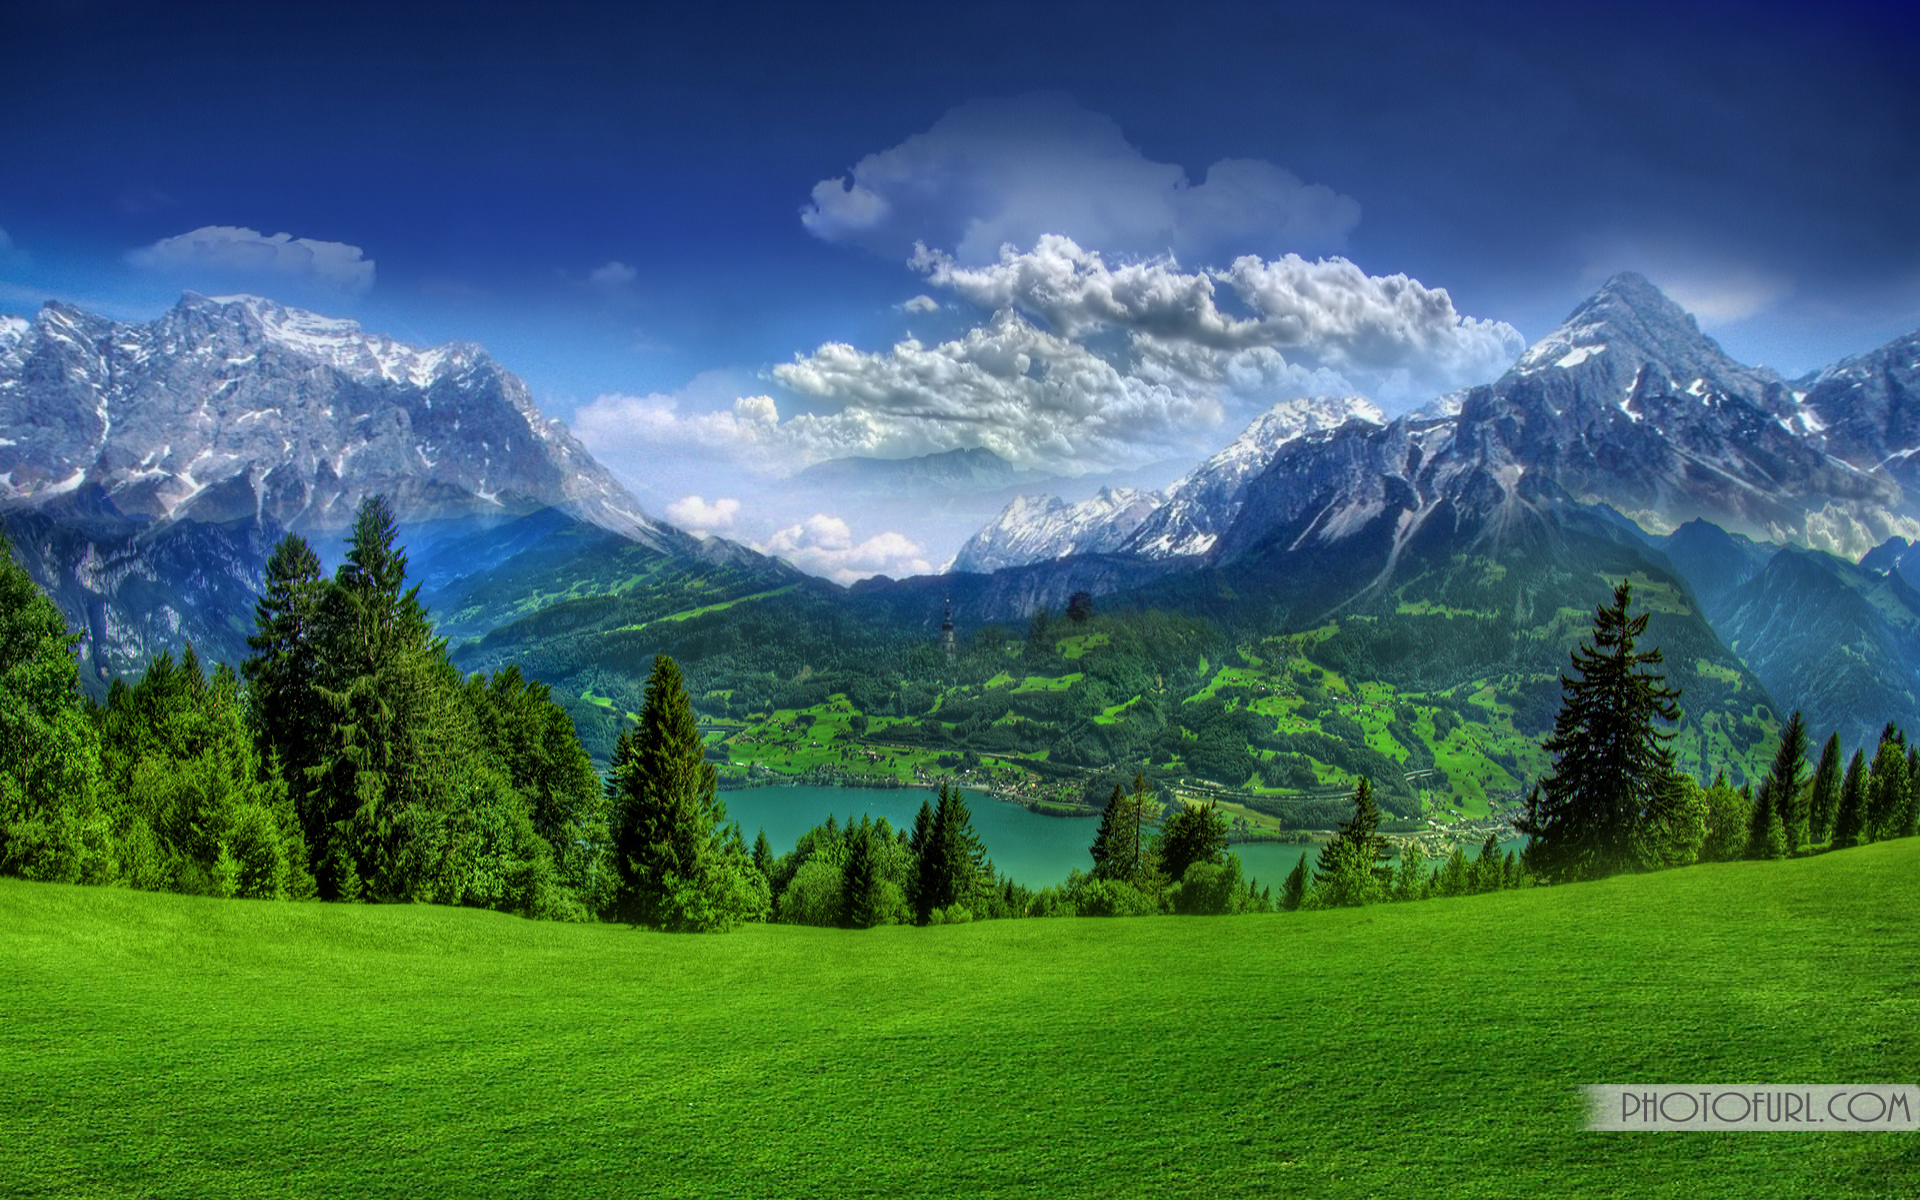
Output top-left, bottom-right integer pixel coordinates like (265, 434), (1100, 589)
(1120, 395), (1384, 559)
(947, 396), (1383, 573)
(0, 293), (660, 542)
(1800, 329), (1920, 498)
(1212, 273), (1918, 574)
(950, 486), (1162, 573)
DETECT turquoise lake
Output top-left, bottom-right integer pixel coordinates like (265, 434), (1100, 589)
(719, 784), (1325, 889)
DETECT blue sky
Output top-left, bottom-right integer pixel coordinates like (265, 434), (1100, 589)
(3, 0), (1917, 578)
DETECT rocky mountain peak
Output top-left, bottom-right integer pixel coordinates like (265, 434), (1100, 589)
(0, 293), (658, 542)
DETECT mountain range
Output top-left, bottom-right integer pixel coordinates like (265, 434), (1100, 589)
(0, 293), (793, 681)
(6, 275), (1920, 765)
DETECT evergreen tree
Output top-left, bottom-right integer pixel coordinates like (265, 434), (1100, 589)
(1437, 846), (1471, 897)
(1089, 783), (1125, 878)
(1156, 799), (1228, 885)
(1469, 833), (1503, 893)
(1832, 749), (1869, 850)
(752, 829), (774, 880)
(912, 782), (989, 923)
(103, 648), (312, 899)
(1088, 773), (1154, 884)
(1902, 746), (1920, 840)
(0, 530), (105, 884)
(462, 664), (609, 908)
(1314, 776), (1389, 906)
(1392, 840), (1427, 902)
(1279, 852), (1308, 912)
(1807, 732), (1843, 846)
(242, 533), (327, 851)
(608, 654), (761, 930)
(1865, 729), (1909, 843)
(839, 822), (886, 928)
(1761, 711), (1811, 853)
(1516, 581), (1685, 881)
(1746, 780), (1787, 859)
(303, 496), (481, 901)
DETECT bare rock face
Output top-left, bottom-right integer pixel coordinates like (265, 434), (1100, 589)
(0, 293), (661, 543)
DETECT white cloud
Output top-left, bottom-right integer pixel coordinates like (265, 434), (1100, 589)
(914, 235), (1524, 403)
(901, 294), (940, 313)
(754, 514), (934, 585)
(665, 494), (740, 533)
(800, 93), (1359, 264)
(126, 226), (375, 294)
(589, 260), (637, 288)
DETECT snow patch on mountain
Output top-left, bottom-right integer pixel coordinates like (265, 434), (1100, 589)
(0, 293), (662, 543)
(950, 486), (1162, 573)
(1120, 395), (1384, 559)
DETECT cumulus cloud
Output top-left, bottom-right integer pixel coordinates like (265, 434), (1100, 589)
(665, 494), (740, 534)
(801, 93), (1358, 264)
(901, 294), (940, 313)
(755, 514), (934, 585)
(914, 235), (1524, 403)
(126, 225), (375, 294)
(589, 260), (637, 288)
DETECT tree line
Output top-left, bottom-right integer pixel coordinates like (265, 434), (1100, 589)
(6, 534), (1910, 931)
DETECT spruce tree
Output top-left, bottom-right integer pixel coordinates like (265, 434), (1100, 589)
(1280, 852), (1308, 912)
(1832, 749), (1869, 850)
(304, 495), (478, 901)
(1089, 773), (1153, 883)
(1865, 729), (1909, 843)
(1760, 711), (1810, 853)
(913, 782), (988, 922)
(243, 533), (327, 846)
(607, 653), (757, 930)
(1470, 833), (1503, 893)
(1516, 580), (1685, 881)
(839, 823), (884, 928)
(1807, 732), (1843, 847)
(1314, 777), (1389, 906)
(1746, 780), (1787, 859)
(1089, 783), (1125, 879)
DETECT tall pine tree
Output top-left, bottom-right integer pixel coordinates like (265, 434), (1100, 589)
(1832, 749), (1869, 850)
(1760, 711), (1810, 853)
(1517, 580), (1685, 881)
(608, 654), (762, 930)
(243, 533), (327, 851)
(1865, 727), (1908, 843)
(1089, 773), (1154, 884)
(1314, 776), (1389, 906)
(1807, 732), (1843, 847)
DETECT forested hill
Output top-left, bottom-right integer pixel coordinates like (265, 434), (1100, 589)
(453, 492), (1782, 826)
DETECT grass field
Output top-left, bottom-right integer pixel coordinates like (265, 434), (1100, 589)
(4, 845), (1917, 1198)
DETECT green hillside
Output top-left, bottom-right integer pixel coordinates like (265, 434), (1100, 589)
(449, 543), (1781, 828)
(5, 844), (1915, 1198)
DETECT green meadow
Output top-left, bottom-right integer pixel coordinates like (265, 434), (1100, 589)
(4, 844), (1916, 1199)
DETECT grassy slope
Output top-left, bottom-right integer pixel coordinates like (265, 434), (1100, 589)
(5, 845), (1916, 1198)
